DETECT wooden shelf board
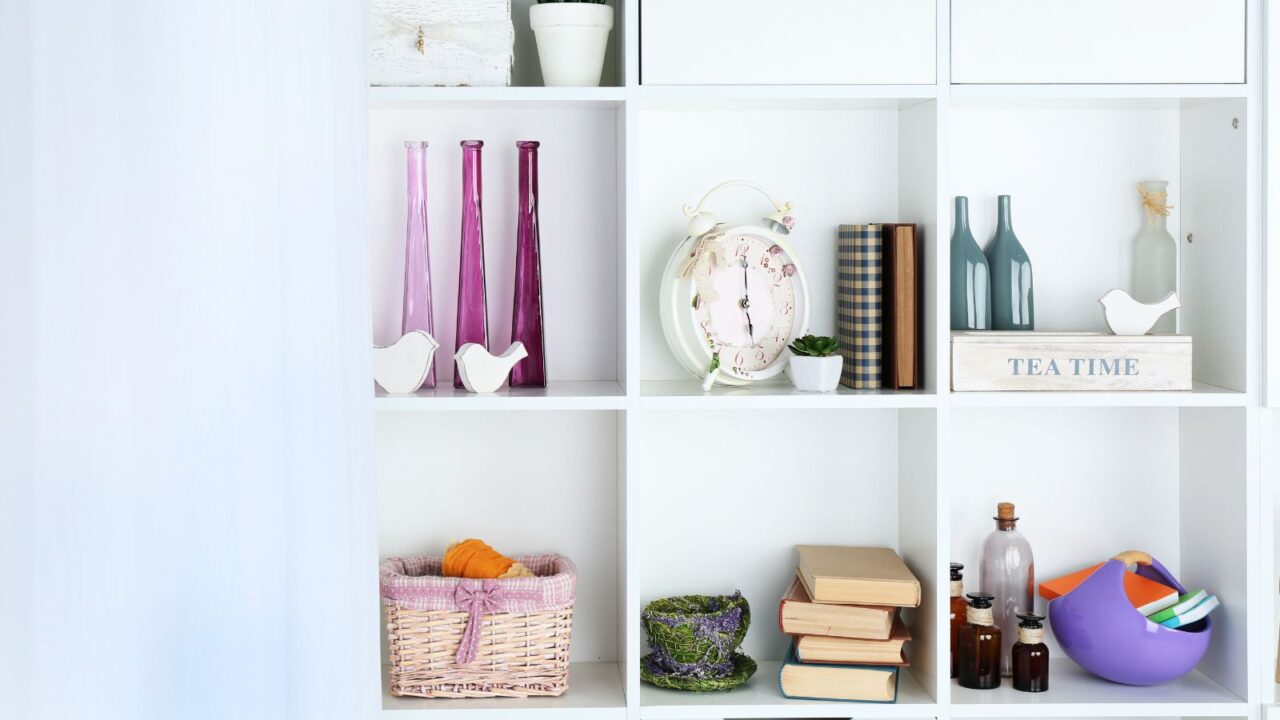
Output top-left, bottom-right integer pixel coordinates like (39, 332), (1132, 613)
(640, 380), (937, 410)
(382, 662), (625, 719)
(374, 381), (624, 411)
(950, 659), (1247, 717)
(638, 661), (934, 719)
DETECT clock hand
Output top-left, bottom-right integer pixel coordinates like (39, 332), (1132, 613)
(740, 256), (754, 343)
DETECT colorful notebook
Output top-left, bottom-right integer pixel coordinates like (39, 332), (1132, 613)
(1146, 589), (1208, 624)
(1039, 563), (1178, 615)
(779, 643), (899, 703)
(1160, 595), (1219, 628)
(837, 225), (883, 389)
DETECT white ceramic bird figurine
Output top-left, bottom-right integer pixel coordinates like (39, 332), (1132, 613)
(373, 330), (439, 394)
(454, 342), (529, 393)
(1099, 289), (1181, 336)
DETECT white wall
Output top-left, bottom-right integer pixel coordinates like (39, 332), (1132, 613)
(0, 2), (375, 718)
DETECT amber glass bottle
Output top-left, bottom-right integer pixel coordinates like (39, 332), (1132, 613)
(957, 592), (1001, 690)
(949, 563), (966, 678)
(1012, 613), (1049, 692)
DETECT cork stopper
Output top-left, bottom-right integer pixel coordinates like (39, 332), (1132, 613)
(997, 502), (1017, 521)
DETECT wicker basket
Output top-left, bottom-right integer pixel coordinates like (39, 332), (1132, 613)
(380, 553), (576, 699)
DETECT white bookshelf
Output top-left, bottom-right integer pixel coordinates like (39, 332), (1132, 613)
(366, 1), (1271, 718)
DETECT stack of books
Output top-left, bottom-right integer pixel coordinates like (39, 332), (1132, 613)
(777, 546), (922, 703)
(836, 223), (921, 390)
(1041, 563), (1220, 629)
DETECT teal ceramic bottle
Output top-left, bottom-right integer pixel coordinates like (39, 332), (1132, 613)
(950, 196), (991, 330)
(985, 195), (1035, 330)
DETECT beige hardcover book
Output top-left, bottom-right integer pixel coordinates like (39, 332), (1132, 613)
(796, 545), (921, 607)
(779, 660), (898, 702)
(779, 576), (896, 640)
(794, 618), (910, 665)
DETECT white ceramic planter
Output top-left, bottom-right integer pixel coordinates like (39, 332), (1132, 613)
(530, 2), (613, 87)
(788, 355), (842, 393)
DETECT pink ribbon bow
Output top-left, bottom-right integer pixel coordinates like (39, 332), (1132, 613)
(454, 580), (504, 665)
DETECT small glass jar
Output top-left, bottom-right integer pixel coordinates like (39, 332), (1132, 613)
(957, 592), (1001, 690)
(949, 563), (966, 679)
(1012, 613), (1049, 693)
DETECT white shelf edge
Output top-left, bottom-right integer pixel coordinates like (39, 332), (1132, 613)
(638, 660), (936, 719)
(382, 661), (625, 719)
(637, 84), (938, 99)
(948, 382), (1247, 408)
(949, 702), (1249, 718)
(368, 85), (627, 108)
(374, 381), (625, 412)
(639, 381), (937, 410)
(950, 83), (1249, 99)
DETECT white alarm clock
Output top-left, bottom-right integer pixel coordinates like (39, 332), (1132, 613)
(659, 181), (811, 389)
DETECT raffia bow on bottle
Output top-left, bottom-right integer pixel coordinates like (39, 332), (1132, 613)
(1138, 182), (1174, 224)
(675, 227), (728, 304)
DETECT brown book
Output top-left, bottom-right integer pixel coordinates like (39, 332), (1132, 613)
(794, 617), (910, 665)
(779, 576), (897, 640)
(880, 223), (919, 389)
(780, 647), (900, 702)
(797, 545), (921, 607)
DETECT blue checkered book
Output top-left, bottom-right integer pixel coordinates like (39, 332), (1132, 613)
(837, 225), (883, 389)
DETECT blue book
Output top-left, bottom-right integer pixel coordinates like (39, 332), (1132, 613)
(779, 642), (899, 703)
(1160, 595), (1219, 629)
(837, 225), (883, 389)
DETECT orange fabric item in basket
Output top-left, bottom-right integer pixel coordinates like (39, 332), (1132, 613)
(442, 539), (534, 579)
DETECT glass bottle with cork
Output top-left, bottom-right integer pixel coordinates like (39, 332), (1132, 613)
(1012, 612), (1049, 692)
(980, 501), (1034, 676)
(957, 592), (1001, 689)
(950, 562), (966, 678)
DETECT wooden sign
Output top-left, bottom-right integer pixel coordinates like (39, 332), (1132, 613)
(951, 332), (1192, 391)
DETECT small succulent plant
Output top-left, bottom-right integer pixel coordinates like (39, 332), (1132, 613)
(788, 334), (839, 358)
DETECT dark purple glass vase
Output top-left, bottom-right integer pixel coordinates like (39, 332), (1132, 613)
(510, 141), (546, 388)
(402, 141), (436, 387)
(454, 140), (490, 388)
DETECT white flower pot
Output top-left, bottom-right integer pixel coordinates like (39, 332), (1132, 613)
(788, 355), (843, 393)
(530, 3), (614, 87)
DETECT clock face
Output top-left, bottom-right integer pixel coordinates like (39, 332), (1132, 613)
(689, 231), (802, 380)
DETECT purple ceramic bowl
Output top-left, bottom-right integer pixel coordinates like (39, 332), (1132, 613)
(1047, 557), (1210, 686)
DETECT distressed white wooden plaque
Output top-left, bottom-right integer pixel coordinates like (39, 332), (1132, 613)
(951, 332), (1192, 392)
(371, 0), (514, 87)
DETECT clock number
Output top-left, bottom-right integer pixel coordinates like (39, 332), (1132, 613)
(755, 349), (767, 362)
(759, 254), (770, 269)
(736, 244), (749, 258)
(735, 351), (745, 367)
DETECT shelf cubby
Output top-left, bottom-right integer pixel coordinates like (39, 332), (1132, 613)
(949, 406), (1250, 710)
(949, 96), (1248, 395)
(634, 408), (940, 714)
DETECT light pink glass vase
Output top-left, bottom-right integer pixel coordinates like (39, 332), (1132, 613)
(454, 140), (490, 388)
(510, 141), (546, 388)
(401, 141), (436, 387)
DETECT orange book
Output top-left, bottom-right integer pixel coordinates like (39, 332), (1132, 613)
(1039, 563), (1179, 615)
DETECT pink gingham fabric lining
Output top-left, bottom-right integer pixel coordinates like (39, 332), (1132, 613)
(379, 554), (577, 612)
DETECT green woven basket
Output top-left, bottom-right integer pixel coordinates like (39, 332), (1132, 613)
(641, 652), (757, 692)
(641, 592), (750, 667)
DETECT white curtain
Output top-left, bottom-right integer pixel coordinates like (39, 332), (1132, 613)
(0, 2), (377, 718)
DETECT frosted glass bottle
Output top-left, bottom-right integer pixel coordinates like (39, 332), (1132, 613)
(1132, 180), (1177, 333)
(980, 501), (1034, 677)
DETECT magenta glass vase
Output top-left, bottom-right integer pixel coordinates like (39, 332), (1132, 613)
(454, 140), (490, 388)
(510, 141), (546, 388)
(401, 141), (436, 388)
